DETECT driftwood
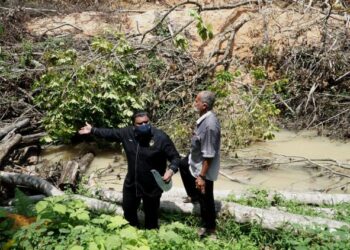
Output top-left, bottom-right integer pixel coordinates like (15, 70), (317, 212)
(58, 161), (79, 189)
(58, 153), (94, 189)
(0, 118), (29, 140)
(0, 133), (22, 166)
(20, 132), (47, 146)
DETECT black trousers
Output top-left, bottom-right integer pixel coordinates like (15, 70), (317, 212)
(122, 186), (161, 229)
(179, 156), (216, 229)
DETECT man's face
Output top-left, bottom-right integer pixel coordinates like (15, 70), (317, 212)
(134, 115), (150, 127)
(194, 94), (207, 114)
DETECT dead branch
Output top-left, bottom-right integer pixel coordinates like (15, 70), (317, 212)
(41, 23), (84, 37)
(0, 118), (30, 140)
(139, 1), (202, 43)
(0, 133), (22, 166)
(219, 170), (250, 184)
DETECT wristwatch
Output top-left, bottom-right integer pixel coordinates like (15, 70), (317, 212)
(198, 174), (206, 180)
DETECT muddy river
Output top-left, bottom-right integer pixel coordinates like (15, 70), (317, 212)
(41, 130), (350, 194)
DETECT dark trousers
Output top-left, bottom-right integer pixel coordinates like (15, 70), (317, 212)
(179, 156), (216, 229)
(122, 186), (161, 229)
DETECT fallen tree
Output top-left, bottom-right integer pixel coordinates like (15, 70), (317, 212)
(1, 172), (349, 232)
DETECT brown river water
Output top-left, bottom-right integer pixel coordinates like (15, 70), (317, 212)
(41, 130), (350, 194)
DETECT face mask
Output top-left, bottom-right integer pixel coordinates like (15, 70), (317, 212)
(134, 124), (152, 139)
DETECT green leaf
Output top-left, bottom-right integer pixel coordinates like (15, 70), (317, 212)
(36, 201), (49, 213)
(120, 227), (138, 240)
(107, 216), (128, 230)
(53, 204), (67, 214)
(70, 246), (84, 250)
(77, 212), (90, 221)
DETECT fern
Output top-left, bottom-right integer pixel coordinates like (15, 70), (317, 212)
(13, 188), (36, 217)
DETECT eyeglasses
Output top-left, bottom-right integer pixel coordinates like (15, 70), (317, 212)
(135, 121), (149, 125)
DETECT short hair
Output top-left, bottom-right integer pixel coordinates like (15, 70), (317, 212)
(132, 110), (149, 123)
(199, 91), (216, 110)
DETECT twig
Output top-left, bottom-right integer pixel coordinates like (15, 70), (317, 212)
(41, 23), (83, 37)
(311, 108), (350, 128)
(219, 170), (250, 185)
(140, 1), (202, 43)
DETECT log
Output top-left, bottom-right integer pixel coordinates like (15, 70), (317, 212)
(58, 161), (79, 190)
(0, 172), (122, 215)
(57, 153), (94, 189)
(2, 173), (349, 232)
(0, 171), (64, 196)
(272, 191), (350, 206)
(5, 194), (46, 206)
(0, 118), (30, 140)
(78, 153), (94, 174)
(0, 133), (22, 166)
(20, 132), (47, 146)
(88, 188), (350, 231)
(232, 191), (350, 206)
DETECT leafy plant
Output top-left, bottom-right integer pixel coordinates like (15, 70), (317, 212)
(190, 10), (214, 41)
(33, 35), (149, 142)
(173, 34), (189, 50)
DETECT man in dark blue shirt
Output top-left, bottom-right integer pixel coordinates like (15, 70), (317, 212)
(79, 111), (180, 229)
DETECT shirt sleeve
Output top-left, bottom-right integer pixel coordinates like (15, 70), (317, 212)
(201, 127), (219, 158)
(162, 134), (181, 173)
(91, 127), (124, 142)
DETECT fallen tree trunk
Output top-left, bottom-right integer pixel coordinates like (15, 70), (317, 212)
(58, 153), (94, 189)
(58, 161), (79, 189)
(272, 191), (350, 205)
(88, 188), (349, 231)
(0, 118), (30, 140)
(2, 172), (349, 231)
(78, 153), (94, 174)
(0, 171), (64, 196)
(20, 132), (47, 146)
(0, 133), (22, 166)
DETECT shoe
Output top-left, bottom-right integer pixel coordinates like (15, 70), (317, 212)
(197, 227), (217, 240)
(183, 196), (199, 203)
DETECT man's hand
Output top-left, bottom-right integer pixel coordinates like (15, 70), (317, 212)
(162, 169), (174, 182)
(195, 177), (205, 194)
(79, 122), (92, 135)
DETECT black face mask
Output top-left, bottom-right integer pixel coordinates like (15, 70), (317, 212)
(134, 124), (152, 140)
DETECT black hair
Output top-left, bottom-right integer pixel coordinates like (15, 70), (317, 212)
(131, 110), (149, 123)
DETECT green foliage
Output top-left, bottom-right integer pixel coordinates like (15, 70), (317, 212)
(19, 40), (34, 68)
(250, 67), (267, 81)
(190, 10), (213, 41)
(12, 188), (37, 217)
(152, 17), (171, 37)
(43, 48), (77, 66)
(33, 35), (149, 142)
(3, 193), (350, 250)
(173, 35), (189, 51)
(212, 70), (280, 151)
(251, 44), (274, 66)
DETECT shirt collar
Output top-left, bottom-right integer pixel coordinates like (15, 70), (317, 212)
(196, 111), (213, 125)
